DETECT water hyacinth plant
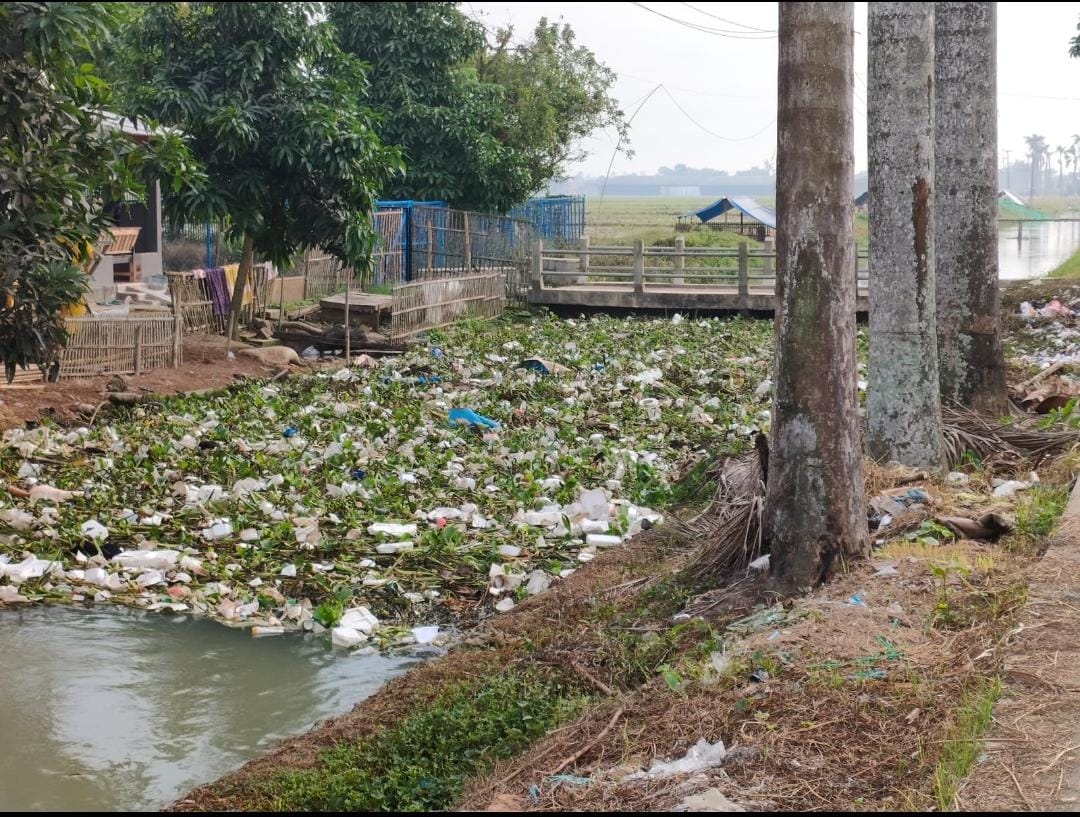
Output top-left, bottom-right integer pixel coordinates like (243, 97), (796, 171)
(0, 312), (775, 647)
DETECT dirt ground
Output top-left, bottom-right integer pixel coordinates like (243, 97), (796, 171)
(960, 479), (1080, 812)
(0, 335), (280, 430)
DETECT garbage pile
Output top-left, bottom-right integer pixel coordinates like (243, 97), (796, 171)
(0, 314), (775, 648)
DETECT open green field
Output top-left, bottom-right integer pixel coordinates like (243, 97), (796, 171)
(585, 195), (1079, 251)
(584, 196), (717, 244)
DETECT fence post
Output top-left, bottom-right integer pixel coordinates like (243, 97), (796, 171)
(673, 235), (685, 286)
(763, 237), (775, 276)
(578, 235), (589, 285)
(738, 241), (749, 308)
(633, 239), (645, 295)
(171, 276), (183, 367)
(532, 239), (544, 291)
(133, 324), (143, 376)
(401, 204), (408, 280)
(302, 250), (310, 301)
(462, 212), (472, 271)
(426, 222), (434, 272)
(204, 222), (212, 269)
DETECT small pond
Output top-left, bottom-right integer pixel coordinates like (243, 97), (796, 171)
(998, 219), (1080, 279)
(0, 606), (419, 812)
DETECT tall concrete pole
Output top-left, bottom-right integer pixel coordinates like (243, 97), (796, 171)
(866, 3), (946, 470)
(935, 2), (1007, 416)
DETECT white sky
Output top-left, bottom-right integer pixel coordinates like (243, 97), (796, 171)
(466, 1), (1080, 177)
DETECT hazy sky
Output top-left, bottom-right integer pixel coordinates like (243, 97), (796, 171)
(467, 2), (1080, 178)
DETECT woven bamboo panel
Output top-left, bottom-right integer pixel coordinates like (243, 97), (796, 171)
(391, 271), (505, 342)
(60, 315), (181, 378)
(372, 210), (404, 287)
(302, 252), (353, 301)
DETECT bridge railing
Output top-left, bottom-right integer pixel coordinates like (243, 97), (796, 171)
(532, 237), (871, 296)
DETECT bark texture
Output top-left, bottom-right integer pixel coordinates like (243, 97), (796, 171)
(866, 3), (946, 471)
(766, 2), (868, 590)
(934, 2), (1007, 416)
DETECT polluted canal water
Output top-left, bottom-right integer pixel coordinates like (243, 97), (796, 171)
(0, 606), (419, 812)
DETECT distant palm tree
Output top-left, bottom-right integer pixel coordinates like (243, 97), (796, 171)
(1025, 133), (1047, 198)
(1058, 145), (1067, 194)
(1072, 134), (1080, 194)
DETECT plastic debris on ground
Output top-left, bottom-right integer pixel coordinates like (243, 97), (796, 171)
(625, 737), (727, 780)
(674, 788), (747, 813)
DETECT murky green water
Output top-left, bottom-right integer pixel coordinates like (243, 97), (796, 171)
(0, 606), (418, 812)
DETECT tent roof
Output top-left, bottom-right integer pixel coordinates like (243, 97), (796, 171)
(680, 196), (776, 229)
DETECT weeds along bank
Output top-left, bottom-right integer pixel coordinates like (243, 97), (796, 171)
(0, 312), (775, 647)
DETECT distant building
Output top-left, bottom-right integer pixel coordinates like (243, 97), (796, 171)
(660, 185), (702, 197)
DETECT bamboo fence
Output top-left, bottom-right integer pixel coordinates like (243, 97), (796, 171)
(59, 313), (182, 378)
(391, 271), (505, 342)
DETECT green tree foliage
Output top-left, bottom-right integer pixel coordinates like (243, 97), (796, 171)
(114, 2), (403, 339)
(0, 1), (193, 381)
(329, 2), (626, 213)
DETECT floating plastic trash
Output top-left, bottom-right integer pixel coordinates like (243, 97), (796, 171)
(518, 358), (568, 376)
(412, 625), (440, 644)
(80, 519), (109, 541)
(368, 522), (418, 538)
(282, 426), (298, 438)
(331, 626), (366, 649)
(448, 407), (500, 429)
(340, 606), (379, 634)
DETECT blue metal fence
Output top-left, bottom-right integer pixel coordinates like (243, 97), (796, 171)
(508, 195), (585, 245)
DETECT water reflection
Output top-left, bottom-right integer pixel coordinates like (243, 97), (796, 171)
(0, 606), (417, 812)
(998, 219), (1080, 279)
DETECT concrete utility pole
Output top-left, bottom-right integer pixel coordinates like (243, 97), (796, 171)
(866, 2), (946, 471)
(765, 1), (868, 589)
(934, 2), (1008, 416)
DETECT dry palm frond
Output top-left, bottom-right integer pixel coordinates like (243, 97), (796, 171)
(941, 405), (1080, 466)
(686, 446), (767, 579)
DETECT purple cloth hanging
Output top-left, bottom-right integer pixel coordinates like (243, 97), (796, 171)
(205, 267), (231, 316)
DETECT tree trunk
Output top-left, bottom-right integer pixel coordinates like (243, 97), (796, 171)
(224, 233), (255, 358)
(934, 2), (1007, 416)
(765, 1), (868, 590)
(866, 3), (946, 471)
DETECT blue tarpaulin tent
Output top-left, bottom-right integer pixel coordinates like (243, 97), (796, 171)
(679, 196), (777, 229)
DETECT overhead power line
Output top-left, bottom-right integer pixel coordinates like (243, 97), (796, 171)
(599, 83), (777, 205)
(677, 2), (776, 33)
(628, 2), (777, 39)
(659, 86), (775, 142)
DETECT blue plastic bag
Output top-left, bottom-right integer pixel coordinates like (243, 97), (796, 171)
(448, 407), (500, 429)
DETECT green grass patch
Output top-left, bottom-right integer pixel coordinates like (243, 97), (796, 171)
(1014, 485), (1069, 540)
(1046, 247), (1080, 279)
(933, 676), (1002, 811)
(262, 667), (590, 812)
